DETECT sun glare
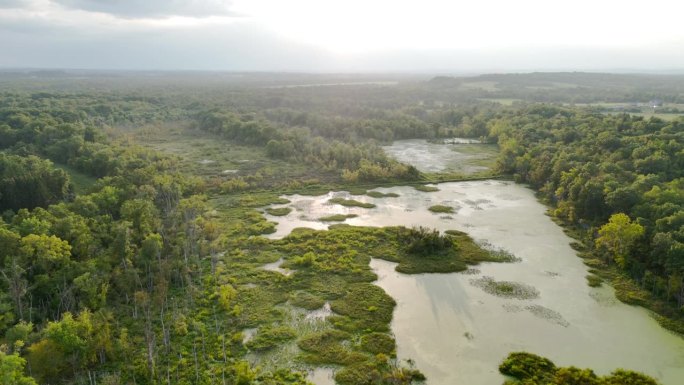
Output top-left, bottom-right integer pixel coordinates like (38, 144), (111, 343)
(232, 0), (684, 54)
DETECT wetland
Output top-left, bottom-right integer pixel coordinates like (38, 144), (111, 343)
(258, 139), (684, 385)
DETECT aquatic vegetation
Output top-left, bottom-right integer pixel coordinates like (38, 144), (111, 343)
(235, 286), (290, 327)
(319, 213), (358, 222)
(359, 333), (396, 355)
(525, 305), (569, 327)
(297, 329), (364, 365)
(266, 207), (293, 216)
(334, 359), (425, 385)
(586, 274), (603, 287)
(486, 248), (522, 263)
(612, 275), (651, 307)
(428, 204), (455, 213)
(366, 191), (400, 198)
(290, 291), (326, 310)
(414, 185), (440, 192)
(470, 277), (540, 299)
(328, 197), (376, 208)
(246, 325), (297, 351)
(330, 283), (396, 332)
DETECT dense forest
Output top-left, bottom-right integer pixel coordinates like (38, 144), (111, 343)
(0, 72), (681, 384)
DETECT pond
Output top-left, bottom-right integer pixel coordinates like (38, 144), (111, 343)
(381, 138), (498, 175)
(264, 181), (684, 385)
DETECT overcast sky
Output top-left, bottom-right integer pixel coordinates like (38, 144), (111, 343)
(1, 0), (684, 72)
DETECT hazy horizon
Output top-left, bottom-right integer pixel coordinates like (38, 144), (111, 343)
(2, 0), (684, 73)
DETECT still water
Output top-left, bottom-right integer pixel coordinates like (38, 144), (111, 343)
(382, 138), (497, 174)
(264, 181), (684, 384)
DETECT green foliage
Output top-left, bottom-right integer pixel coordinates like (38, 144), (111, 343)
(217, 284), (237, 312)
(499, 352), (556, 382)
(289, 291), (325, 310)
(359, 333), (396, 355)
(0, 350), (37, 385)
(245, 325), (297, 351)
(234, 286), (290, 327)
(0, 154), (71, 211)
(551, 366), (600, 385)
(5, 321), (33, 352)
(603, 369), (659, 385)
(334, 359), (425, 385)
(20, 233), (72, 270)
(499, 352), (659, 385)
(595, 213), (644, 269)
(330, 283), (395, 332)
(400, 226), (454, 256)
(297, 329), (361, 365)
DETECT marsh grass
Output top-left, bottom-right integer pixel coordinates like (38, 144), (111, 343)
(297, 330), (364, 365)
(319, 214), (358, 222)
(246, 326), (297, 351)
(359, 333), (396, 356)
(266, 207), (293, 216)
(428, 204), (455, 214)
(586, 275), (602, 287)
(366, 191), (400, 198)
(328, 197), (376, 208)
(290, 291), (326, 310)
(414, 185), (440, 192)
(330, 283), (395, 332)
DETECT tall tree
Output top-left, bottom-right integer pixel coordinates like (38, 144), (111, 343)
(595, 213), (645, 269)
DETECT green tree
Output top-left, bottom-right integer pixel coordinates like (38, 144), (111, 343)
(0, 350), (37, 385)
(19, 234), (72, 272)
(595, 213), (645, 269)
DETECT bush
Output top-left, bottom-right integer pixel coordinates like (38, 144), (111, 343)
(499, 352), (556, 381)
(401, 226), (454, 256)
(359, 333), (396, 355)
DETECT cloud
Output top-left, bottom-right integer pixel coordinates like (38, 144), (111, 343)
(0, 0), (30, 8)
(0, 17), (335, 71)
(0, 0), (683, 72)
(53, 0), (236, 18)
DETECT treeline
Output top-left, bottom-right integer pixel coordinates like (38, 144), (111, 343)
(195, 109), (420, 183)
(0, 154), (71, 211)
(489, 105), (684, 308)
(429, 72), (684, 103)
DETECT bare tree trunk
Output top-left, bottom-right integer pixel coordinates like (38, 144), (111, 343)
(193, 342), (200, 382)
